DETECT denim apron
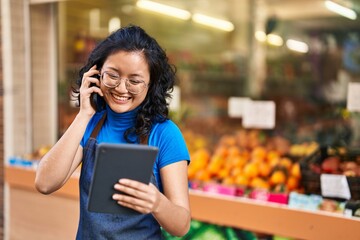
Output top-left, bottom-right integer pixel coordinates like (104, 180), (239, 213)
(76, 112), (162, 240)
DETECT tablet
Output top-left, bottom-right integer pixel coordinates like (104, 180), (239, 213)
(88, 143), (158, 215)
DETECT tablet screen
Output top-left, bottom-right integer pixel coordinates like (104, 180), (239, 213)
(88, 143), (158, 214)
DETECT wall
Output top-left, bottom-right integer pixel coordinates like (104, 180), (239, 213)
(0, 1), (4, 237)
(1, 1), (57, 238)
(30, 3), (57, 150)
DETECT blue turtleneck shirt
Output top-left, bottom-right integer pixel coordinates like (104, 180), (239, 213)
(80, 105), (190, 192)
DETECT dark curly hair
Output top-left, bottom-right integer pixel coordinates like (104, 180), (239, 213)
(73, 24), (176, 143)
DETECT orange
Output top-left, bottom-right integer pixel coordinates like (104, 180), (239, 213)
(240, 150), (251, 161)
(228, 146), (241, 157)
(219, 135), (237, 147)
(268, 157), (280, 168)
(231, 155), (247, 169)
(235, 175), (249, 187)
(230, 167), (242, 178)
(251, 146), (267, 161)
(266, 150), (281, 162)
(188, 167), (196, 179)
(250, 177), (270, 190)
(270, 170), (286, 186)
(258, 162), (271, 178)
(286, 176), (299, 191)
(214, 146), (229, 158)
(279, 157), (292, 171)
(218, 168), (230, 179)
(222, 176), (235, 185)
(243, 163), (259, 179)
(207, 155), (224, 175)
(290, 162), (301, 179)
(195, 170), (211, 182)
(190, 148), (211, 171)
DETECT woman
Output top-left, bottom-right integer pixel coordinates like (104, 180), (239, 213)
(35, 25), (191, 239)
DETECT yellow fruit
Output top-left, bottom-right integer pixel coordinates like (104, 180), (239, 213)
(235, 175), (249, 186)
(222, 177), (235, 185)
(286, 176), (299, 191)
(290, 162), (301, 179)
(279, 157), (292, 171)
(195, 170), (211, 182)
(258, 162), (271, 178)
(251, 146), (267, 161)
(243, 163), (259, 179)
(270, 170), (286, 186)
(250, 177), (270, 190)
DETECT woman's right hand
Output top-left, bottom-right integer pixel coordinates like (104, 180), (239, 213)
(79, 65), (104, 116)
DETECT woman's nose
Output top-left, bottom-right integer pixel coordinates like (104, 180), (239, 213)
(115, 78), (128, 92)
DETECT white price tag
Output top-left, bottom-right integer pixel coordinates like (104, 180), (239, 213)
(347, 82), (360, 112)
(320, 174), (351, 200)
(228, 97), (251, 118)
(242, 100), (276, 129)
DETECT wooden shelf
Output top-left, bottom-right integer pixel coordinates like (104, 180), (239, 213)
(190, 190), (360, 240)
(5, 165), (79, 199)
(5, 166), (360, 240)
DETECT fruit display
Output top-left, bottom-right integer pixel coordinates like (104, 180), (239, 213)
(300, 146), (360, 200)
(187, 129), (316, 194)
(8, 145), (52, 168)
(307, 148), (360, 177)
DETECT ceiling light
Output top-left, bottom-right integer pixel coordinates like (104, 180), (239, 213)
(255, 31), (267, 42)
(286, 39), (309, 53)
(192, 13), (234, 32)
(267, 34), (283, 46)
(325, 0), (357, 20)
(108, 17), (121, 33)
(136, 0), (191, 20)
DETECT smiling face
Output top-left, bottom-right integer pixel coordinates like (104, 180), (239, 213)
(100, 50), (150, 113)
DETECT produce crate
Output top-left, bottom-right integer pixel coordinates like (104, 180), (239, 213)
(300, 146), (360, 200)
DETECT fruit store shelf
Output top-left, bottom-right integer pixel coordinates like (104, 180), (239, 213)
(5, 166), (360, 240)
(190, 190), (360, 240)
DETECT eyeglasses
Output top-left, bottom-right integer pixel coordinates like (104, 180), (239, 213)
(99, 71), (148, 95)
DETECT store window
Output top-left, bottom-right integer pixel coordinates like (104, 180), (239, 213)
(57, 0), (360, 148)
(57, 0), (248, 140)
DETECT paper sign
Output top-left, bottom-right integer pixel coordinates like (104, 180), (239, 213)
(228, 97), (251, 118)
(320, 174), (351, 200)
(347, 82), (360, 112)
(242, 100), (276, 129)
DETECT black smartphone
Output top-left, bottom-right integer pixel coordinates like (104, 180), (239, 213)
(90, 74), (105, 112)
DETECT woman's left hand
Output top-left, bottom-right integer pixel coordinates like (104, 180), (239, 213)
(112, 179), (161, 214)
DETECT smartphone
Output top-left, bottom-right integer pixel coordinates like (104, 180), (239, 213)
(90, 74), (105, 112)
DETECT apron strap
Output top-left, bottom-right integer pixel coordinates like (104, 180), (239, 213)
(90, 112), (107, 139)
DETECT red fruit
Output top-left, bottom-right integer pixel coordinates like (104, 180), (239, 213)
(321, 157), (340, 174)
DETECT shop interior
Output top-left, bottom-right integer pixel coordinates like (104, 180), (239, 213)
(58, 0), (360, 147)
(4, 0), (360, 239)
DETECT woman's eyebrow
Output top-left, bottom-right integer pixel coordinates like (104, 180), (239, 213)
(103, 66), (119, 72)
(103, 66), (145, 78)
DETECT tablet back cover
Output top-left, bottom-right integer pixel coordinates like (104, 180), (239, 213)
(88, 143), (158, 215)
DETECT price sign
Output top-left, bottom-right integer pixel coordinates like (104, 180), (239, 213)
(228, 97), (251, 118)
(242, 100), (276, 129)
(321, 174), (351, 200)
(347, 82), (360, 112)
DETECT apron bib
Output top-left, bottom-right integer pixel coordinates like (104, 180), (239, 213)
(76, 112), (162, 240)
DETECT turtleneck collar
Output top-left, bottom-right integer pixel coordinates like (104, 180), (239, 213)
(105, 104), (139, 130)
